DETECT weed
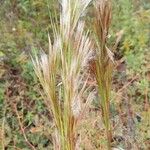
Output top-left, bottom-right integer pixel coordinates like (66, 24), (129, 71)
(32, 0), (92, 149)
(92, 0), (113, 149)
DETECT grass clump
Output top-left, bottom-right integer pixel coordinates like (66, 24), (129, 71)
(32, 0), (92, 149)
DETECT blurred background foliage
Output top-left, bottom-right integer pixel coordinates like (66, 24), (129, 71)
(0, 0), (150, 149)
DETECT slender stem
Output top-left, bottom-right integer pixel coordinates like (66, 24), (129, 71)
(102, 91), (112, 150)
(14, 105), (36, 150)
(104, 101), (112, 150)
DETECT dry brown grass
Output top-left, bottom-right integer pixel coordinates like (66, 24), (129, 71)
(32, 0), (92, 149)
(93, 0), (114, 149)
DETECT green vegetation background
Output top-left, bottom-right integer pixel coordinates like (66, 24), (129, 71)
(0, 0), (150, 149)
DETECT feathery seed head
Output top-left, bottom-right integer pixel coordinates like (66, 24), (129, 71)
(71, 97), (81, 118)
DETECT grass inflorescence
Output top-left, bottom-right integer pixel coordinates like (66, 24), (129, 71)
(32, 0), (92, 149)
(93, 0), (113, 149)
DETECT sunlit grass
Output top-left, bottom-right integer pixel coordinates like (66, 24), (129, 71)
(32, 0), (92, 149)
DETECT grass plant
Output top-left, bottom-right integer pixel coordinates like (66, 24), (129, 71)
(32, 0), (92, 149)
(93, 0), (113, 149)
